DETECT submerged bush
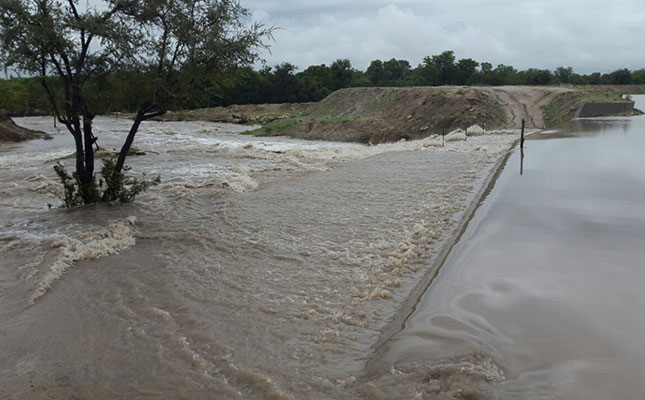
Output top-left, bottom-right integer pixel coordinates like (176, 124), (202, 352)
(54, 158), (160, 208)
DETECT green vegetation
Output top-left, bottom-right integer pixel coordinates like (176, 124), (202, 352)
(3, 50), (645, 119)
(1, 0), (271, 207)
(251, 119), (302, 136)
(577, 89), (632, 103)
(54, 159), (160, 208)
(541, 96), (578, 126)
(487, 101), (508, 126)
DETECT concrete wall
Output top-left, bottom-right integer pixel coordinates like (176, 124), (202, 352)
(576, 102), (635, 118)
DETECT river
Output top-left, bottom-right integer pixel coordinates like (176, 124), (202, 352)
(365, 95), (645, 399)
(2, 97), (642, 398)
(0, 116), (515, 399)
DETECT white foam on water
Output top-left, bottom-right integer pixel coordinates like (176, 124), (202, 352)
(446, 129), (467, 142)
(467, 124), (485, 136)
(0, 149), (71, 169)
(355, 353), (505, 399)
(160, 166), (259, 200)
(30, 216), (138, 303)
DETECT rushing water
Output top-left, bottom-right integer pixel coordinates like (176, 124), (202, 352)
(368, 96), (645, 399)
(0, 116), (515, 398)
(7, 99), (641, 399)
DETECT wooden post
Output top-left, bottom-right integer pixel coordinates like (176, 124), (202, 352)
(521, 119), (525, 149)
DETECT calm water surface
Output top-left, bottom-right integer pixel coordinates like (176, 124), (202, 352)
(375, 96), (645, 399)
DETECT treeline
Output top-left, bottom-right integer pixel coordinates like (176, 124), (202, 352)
(2, 50), (645, 116)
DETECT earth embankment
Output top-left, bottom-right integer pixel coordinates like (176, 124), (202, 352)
(146, 86), (632, 144)
(0, 117), (48, 142)
(152, 102), (314, 124)
(251, 86), (629, 143)
(577, 84), (645, 94)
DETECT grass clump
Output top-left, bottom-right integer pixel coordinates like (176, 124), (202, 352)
(246, 113), (359, 137)
(247, 118), (302, 136)
(488, 101), (507, 125)
(577, 89), (632, 103)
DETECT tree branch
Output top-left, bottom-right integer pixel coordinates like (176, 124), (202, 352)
(67, 0), (80, 20)
(142, 110), (166, 120)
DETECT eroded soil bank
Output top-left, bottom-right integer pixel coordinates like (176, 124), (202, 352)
(151, 86), (631, 144)
(0, 118), (48, 142)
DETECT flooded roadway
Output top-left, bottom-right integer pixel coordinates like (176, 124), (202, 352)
(368, 96), (645, 399)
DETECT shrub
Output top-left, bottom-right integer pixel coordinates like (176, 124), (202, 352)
(54, 158), (160, 208)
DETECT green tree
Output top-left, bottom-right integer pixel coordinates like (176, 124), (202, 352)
(632, 69), (645, 84)
(366, 59), (385, 85)
(429, 51), (457, 85)
(382, 58), (411, 84)
(366, 58), (411, 86)
(417, 57), (439, 86)
(270, 63), (300, 103)
(477, 62), (494, 85)
(455, 58), (479, 85)
(330, 59), (354, 90)
(494, 64), (518, 85)
(606, 68), (632, 84)
(585, 72), (602, 84)
(0, 0), (272, 205)
(554, 66), (574, 84)
(523, 68), (553, 85)
(298, 64), (333, 101)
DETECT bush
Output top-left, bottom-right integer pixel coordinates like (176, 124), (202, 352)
(54, 158), (160, 208)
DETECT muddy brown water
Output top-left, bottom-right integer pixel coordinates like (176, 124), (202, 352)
(2, 97), (643, 399)
(368, 96), (645, 399)
(0, 116), (516, 399)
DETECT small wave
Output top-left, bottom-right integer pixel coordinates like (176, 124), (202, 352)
(355, 353), (504, 399)
(0, 149), (71, 169)
(24, 174), (61, 196)
(160, 167), (259, 200)
(30, 216), (138, 303)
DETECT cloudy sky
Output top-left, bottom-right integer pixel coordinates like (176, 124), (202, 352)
(242, 0), (645, 73)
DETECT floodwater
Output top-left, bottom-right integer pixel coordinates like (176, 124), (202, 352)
(0, 116), (515, 398)
(368, 96), (645, 399)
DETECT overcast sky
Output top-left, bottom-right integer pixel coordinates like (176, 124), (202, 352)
(242, 0), (645, 73)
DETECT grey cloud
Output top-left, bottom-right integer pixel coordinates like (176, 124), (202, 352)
(243, 0), (645, 73)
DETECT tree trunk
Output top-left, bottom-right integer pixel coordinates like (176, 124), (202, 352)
(116, 108), (145, 173)
(78, 116), (96, 203)
(116, 104), (165, 173)
(83, 115), (95, 178)
(69, 115), (97, 204)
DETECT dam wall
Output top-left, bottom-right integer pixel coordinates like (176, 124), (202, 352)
(576, 102), (635, 118)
